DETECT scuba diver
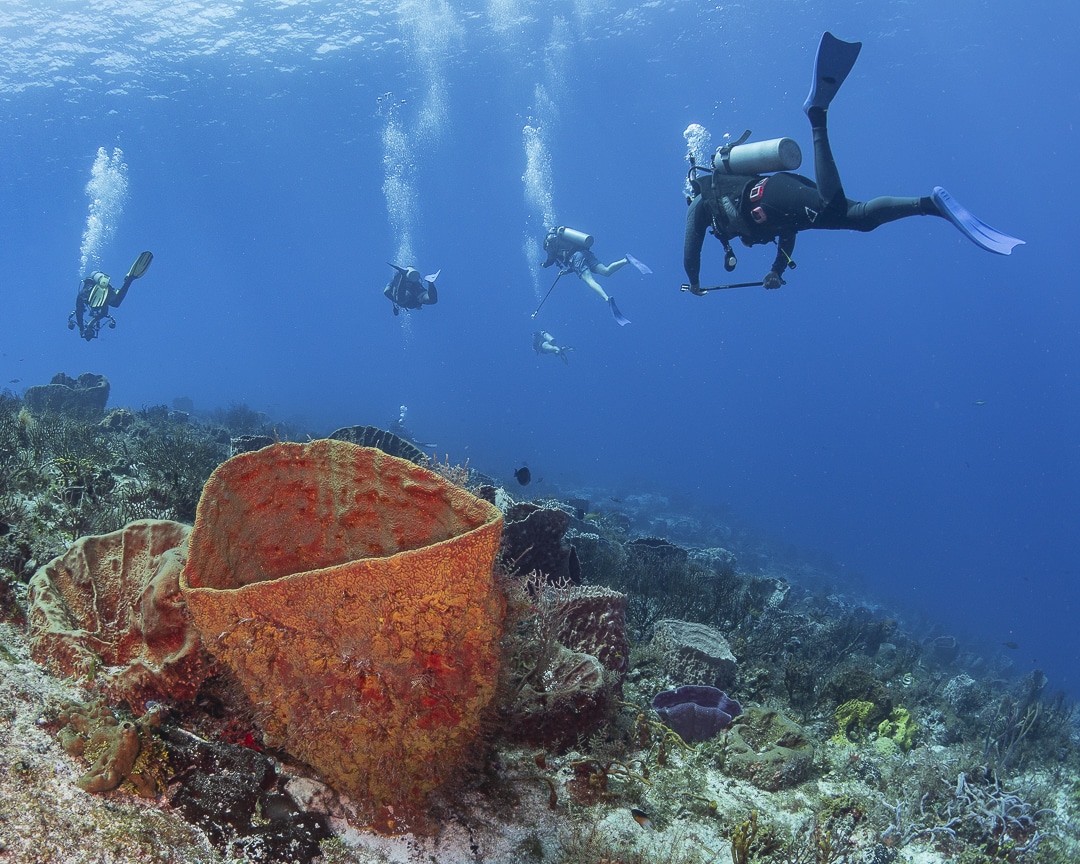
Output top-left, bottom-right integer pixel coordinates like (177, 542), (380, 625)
(682, 32), (1024, 295)
(541, 226), (651, 326)
(388, 404), (437, 450)
(532, 330), (574, 364)
(68, 251), (153, 341)
(383, 263), (439, 315)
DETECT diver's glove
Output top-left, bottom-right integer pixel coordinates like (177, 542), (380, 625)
(762, 270), (785, 290)
(688, 284), (707, 297)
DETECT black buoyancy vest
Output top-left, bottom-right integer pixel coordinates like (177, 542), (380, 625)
(700, 172), (760, 241)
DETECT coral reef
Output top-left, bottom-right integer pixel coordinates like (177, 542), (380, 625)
(180, 440), (505, 823)
(1, 391), (1078, 864)
(27, 519), (210, 710)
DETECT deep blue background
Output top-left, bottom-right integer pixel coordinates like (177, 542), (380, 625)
(2, 1), (1077, 695)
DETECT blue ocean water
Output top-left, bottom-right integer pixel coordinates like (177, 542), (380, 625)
(2, 1), (1077, 696)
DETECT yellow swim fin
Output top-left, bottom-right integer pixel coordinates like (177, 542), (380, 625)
(126, 251), (153, 280)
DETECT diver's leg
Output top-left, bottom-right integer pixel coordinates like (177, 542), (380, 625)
(844, 196), (937, 231)
(578, 270), (610, 302)
(807, 108), (845, 214)
(593, 258), (627, 277)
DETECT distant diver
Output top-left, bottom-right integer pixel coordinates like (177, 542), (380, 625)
(383, 263), (439, 315)
(541, 226), (651, 325)
(682, 32), (1024, 295)
(388, 405), (436, 450)
(68, 251), (153, 341)
(532, 330), (574, 364)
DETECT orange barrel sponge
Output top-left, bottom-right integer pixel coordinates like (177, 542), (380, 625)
(179, 439), (504, 819)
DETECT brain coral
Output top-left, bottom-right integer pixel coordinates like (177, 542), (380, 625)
(27, 519), (210, 711)
(179, 440), (504, 822)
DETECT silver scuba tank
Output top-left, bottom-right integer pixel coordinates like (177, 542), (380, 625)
(712, 137), (802, 175)
(555, 226), (594, 249)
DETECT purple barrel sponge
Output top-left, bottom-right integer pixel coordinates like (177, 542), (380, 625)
(652, 685), (743, 743)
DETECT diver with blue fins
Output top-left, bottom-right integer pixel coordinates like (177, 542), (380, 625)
(541, 226), (651, 325)
(682, 32), (1024, 295)
(68, 251), (153, 341)
(383, 263), (439, 315)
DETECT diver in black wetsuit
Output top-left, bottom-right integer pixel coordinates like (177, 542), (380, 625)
(383, 264), (439, 315)
(683, 32), (1022, 294)
(68, 251), (153, 341)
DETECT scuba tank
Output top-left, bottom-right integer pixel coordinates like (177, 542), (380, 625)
(545, 226), (594, 252)
(712, 131), (802, 176)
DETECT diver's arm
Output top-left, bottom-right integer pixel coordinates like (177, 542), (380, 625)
(73, 281), (90, 329)
(767, 230), (797, 285)
(683, 195), (711, 290)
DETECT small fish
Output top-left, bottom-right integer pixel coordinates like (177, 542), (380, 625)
(610, 496), (622, 503)
(8, 378), (19, 384)
(513, 466), (531, 486)
(630, 807), (652, 830)
(973, 400), (987, 406)
(1003, 641), (1019, 650)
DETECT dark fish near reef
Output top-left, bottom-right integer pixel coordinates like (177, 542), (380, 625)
(1003, 641), (1019, 650)
(513, 466), (531, 486)
(630, 808), (652, 829)
(8, 378), (19, 383)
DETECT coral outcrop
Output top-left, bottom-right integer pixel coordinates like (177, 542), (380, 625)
(27, 519), (210, 710)
(179, 440), (504, 822)
(23, 372), (110, 420)
(721, 707), (816, 791)
(499, 582), (629, 749)
(555, 585), (629, 678)
(328, 424), (426, 465)
(649, 618), (738, 689)
(55, 699), (167, 796)
(501, 503), (578, 582)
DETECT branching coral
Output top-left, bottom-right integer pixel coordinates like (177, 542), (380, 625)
(882, 772), (1057, 859)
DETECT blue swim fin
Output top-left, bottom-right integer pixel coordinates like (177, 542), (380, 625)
(625, 253), (652, 275)
(804, 31), (862, 113)
(608, 296), (631, 326)
(931, 187), (1025, 255)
